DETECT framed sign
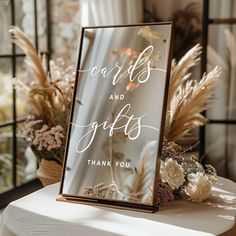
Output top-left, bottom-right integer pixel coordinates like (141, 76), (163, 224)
(59, 22), (173, 212)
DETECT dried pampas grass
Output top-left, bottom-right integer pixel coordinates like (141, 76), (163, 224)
(9, 26), (47, 85)
(168, 44), (202, 108)
(10, 26), (75, 165)
(165, 66), (221, 141)
(10, 26), (74, 125)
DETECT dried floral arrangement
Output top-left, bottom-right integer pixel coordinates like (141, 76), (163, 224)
(82, 26), (221, 205)
(158, 140), (217, 205)
(10, 25), (221, 205)
(10, 27), (75, 166)
(165, 44), (221, 141)
(143, 41), (220, 204)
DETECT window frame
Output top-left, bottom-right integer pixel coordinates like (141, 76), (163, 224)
(0, 0), (52, 207)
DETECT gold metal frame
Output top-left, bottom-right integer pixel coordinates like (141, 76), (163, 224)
(58, 22), (174, 213)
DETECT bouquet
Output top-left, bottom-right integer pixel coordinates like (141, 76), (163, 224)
(10, 27), (75, 167)
(160, 43), (220, 204)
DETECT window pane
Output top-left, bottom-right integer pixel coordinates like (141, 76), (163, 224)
(0, 58), (12, 123)
(37, 0), (47, 52)
(207, 24), (236, 120)
(0, 126), (13, 193)
(0, 1), (11, 54)
(15, 0), (47, 53)
(209, 0), (236, 19)
(14, 0), (25, 55)
(15, 0), (24, 27)
(16, 57), (28, 119)
(14, 0), (40, 55)
(50, 0), (81, 62)
(205, 124), (236, 182)
(17, 122), (37, 186)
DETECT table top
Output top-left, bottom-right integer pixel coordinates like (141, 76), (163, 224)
(1, 177), (236, 236)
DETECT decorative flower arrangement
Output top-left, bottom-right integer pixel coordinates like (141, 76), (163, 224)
(10, 27), (75, 166)
(157, 42), (220, 205)
(9, 26), (75, 185)
(10, 25), (221, 205)
(160, 158), (185, 190)
(158, 140), (217, 205)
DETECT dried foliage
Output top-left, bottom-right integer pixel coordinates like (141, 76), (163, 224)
(167, 44), (202, 107)
(10, 26), (75, 126)
(9, 26), (47, 85)
(159, 141), (217, 204)
(10, 26), (75, 164)
(83, 183), (117, 199)
(137, 26), (161, 43)
(165, 43), (221, 141)
(156, 181), (174, 206)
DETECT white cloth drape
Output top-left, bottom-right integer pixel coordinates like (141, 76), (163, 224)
(80, 0), (143, 26)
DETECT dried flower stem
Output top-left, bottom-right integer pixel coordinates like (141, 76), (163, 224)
(166, 66), (221, 141)
(168, 44), (202, 108)
(9, 26), (47, 85)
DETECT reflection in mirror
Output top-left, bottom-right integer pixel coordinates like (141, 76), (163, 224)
(61, 23), (172, 207)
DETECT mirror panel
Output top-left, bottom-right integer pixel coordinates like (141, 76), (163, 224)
(61, 23), (173, 208)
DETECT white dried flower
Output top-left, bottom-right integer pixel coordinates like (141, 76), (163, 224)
(31, 125), (64, 151)
(160, 158), (185, 190)
(185, 172), (212, 202)
(25, 120), (43, 134)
